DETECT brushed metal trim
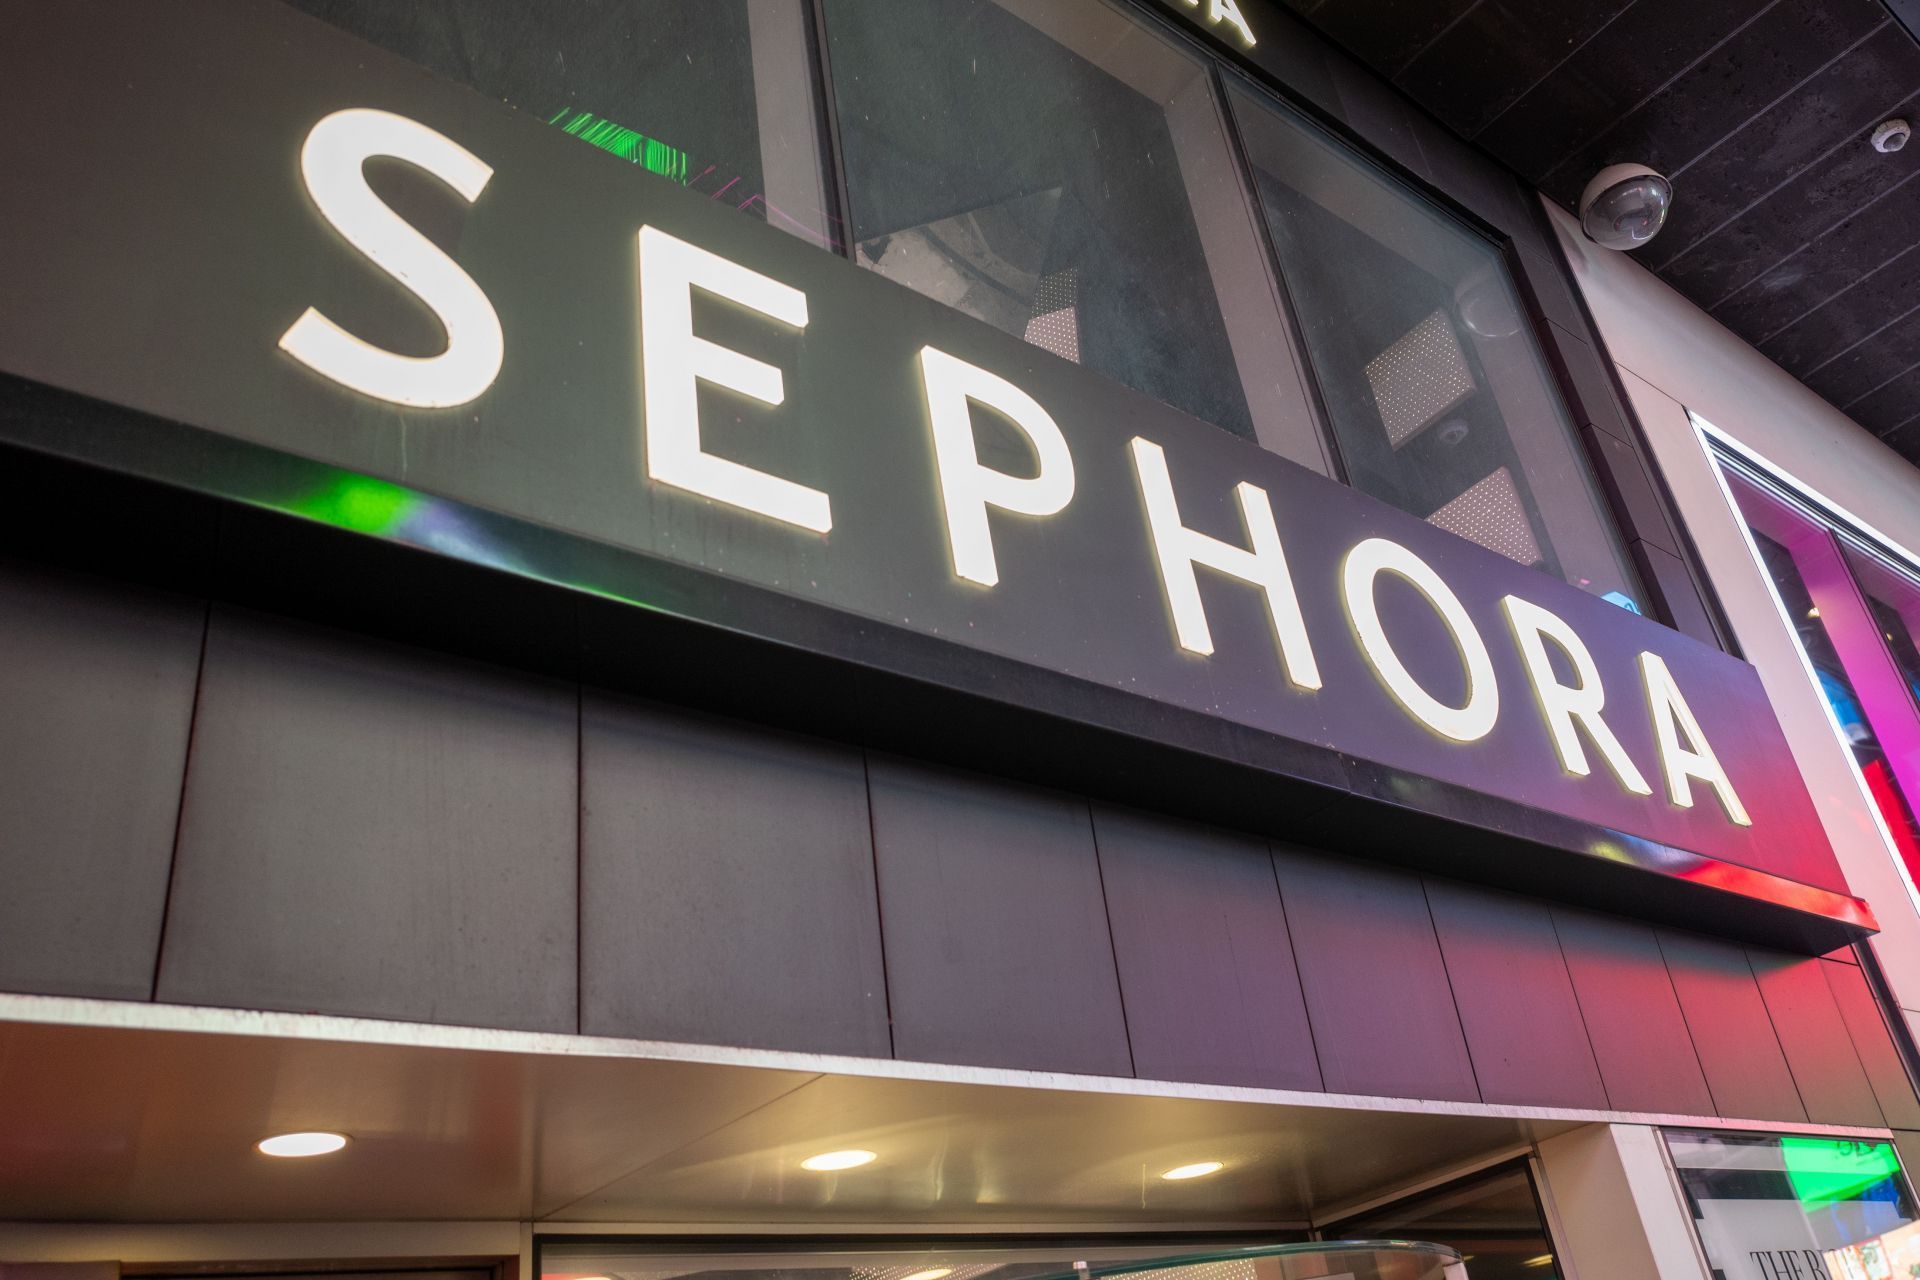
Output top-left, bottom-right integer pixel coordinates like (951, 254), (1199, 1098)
(0, 993), (1893, 1141)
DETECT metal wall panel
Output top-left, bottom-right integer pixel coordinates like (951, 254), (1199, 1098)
(580, 694), (890, 1057)
(156, 607), (578, 1033)
(1424, 880), (1607, 1108)
(0, 559), (203, 1000)
(1823, 958), (1920, 1129)
(1894, 1131), (1920, 1192)
(1272, 847), (1480, 1102)
(1658, 929), (1807, 1121)
(1748, 951), (1884, 1127)
(1550, 907), (1716, 1116)
(867, 759), (1132, 1077)
(1092, 808), (1320, 1091)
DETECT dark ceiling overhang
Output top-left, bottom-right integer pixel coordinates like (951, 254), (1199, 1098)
(1278, 0), (1920, 459)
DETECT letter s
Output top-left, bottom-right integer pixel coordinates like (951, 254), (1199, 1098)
(279, 108), (503, 409)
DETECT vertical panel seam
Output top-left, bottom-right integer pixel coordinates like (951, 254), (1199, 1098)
(1743, 949), (1814, 1123)
(1653, 929), (1731, 1118)
(860, 752), (897, 1059)
(1855, 942), (1920, 1111)
(1418, 878), (1485, 1103)
(1085, 803), (1138, 1078)
(1266, 846), (1327, 1092)
(147, 596), (214, 1003)
(1543, 906), (1614, 1110)
(1819, 957), (1896, 1128)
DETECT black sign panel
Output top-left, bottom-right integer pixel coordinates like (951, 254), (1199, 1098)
(0, 0), (1870, 944)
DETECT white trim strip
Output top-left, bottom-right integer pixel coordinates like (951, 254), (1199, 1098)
(0, 992), (1891, 1140)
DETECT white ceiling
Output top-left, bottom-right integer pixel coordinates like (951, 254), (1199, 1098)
(0, 997), (1582, 1225)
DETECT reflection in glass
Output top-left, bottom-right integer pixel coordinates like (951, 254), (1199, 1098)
(822, 0), (1328, 470)
(1331, 1164), (1555, 1280)
(1847, 545), (1920, 711)
(542, 1243), (1462, 1280)
(1222, 76), (1639, 605)
(283, 0), (839, 249)
(1729, 474), (1920, 883)
(1664, 1130), (1917, 1280)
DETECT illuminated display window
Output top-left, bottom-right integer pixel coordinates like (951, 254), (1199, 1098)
(1222, 76), (1641, 608)
(819, 0), (1332, 473)
(1717, 444), (1920, 891)
(284, 0), (840, 250)
(1664, 1130), (1918, 1280)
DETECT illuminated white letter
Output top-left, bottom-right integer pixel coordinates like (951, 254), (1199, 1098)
(1640, 651), (1751, 825)
(918, 346), (1075, 587)
(1210, 0), (1256, 46)
(1502, 595), (1651, 794)
(637, 225), (830, 533)
(279, 108), (503, 409)
(1130, 437), (1320, 689)
(1343, 538), (1498, 742)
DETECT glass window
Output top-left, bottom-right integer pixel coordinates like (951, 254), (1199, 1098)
(1223, 77), (1640, 606)
(819, 0), (1331, 472)
(1664, 1130), (1918, 1280)
(1846, 546), (1920, 711)
(282, 0), (840, 250)
(539, 1242), (1459, 1280)
(1328, 1164), (1558, 1280)
(542, 1242), (1289, 1280)
(1725, 466), (1920, 890)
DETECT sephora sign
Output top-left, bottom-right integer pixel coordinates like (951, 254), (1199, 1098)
(0, 0), (1871, 940)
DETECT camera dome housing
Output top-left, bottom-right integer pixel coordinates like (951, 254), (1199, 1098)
(1579, 163), (1673, 251)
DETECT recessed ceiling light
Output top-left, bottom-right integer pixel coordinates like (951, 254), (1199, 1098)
(800, 1148), (877, 1172)
(256, 1131), (349, 1158)
(902, 1269), (953, 1280)
(1522, 1256), (1554, 1268)
(1161, 1160), (1225, 1180)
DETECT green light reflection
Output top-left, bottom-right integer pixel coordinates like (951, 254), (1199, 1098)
(547, 108), (689, 183)
(1782, 1138), (1904, 1212)
(276, 472), (418, 536)
(259, 466), (672, 617)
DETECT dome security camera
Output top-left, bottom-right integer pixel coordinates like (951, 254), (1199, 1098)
(1579, 163), (1673, 251)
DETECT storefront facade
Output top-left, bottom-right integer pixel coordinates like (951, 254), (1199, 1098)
(3, 3), (1918, 1280)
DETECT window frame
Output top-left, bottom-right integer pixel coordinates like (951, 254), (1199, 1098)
(1699, 414), (1920, 926)
(797, 0), (1673, 630)
(1657, 1126), (1920, 1280)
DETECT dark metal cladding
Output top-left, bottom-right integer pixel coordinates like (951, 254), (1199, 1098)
(0, 0), (1872, 952)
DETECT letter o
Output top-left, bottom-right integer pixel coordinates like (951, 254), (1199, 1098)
(1342, 537), (1499, 742)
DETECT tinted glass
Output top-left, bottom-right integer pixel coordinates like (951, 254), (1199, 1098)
(1224, 77), (1639, 605)
(821, 0), (1330, 471)
(283, 0), (839, 249)
(1331, 1165), (1557, 1280)
(1665, 1130), (1918, 1280)
(543, 1242), (1284, 1280)
(1729, 473), (1920, 882)
(1847, 544), (1920, 711)
(541, 1243), (1458, 1280)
